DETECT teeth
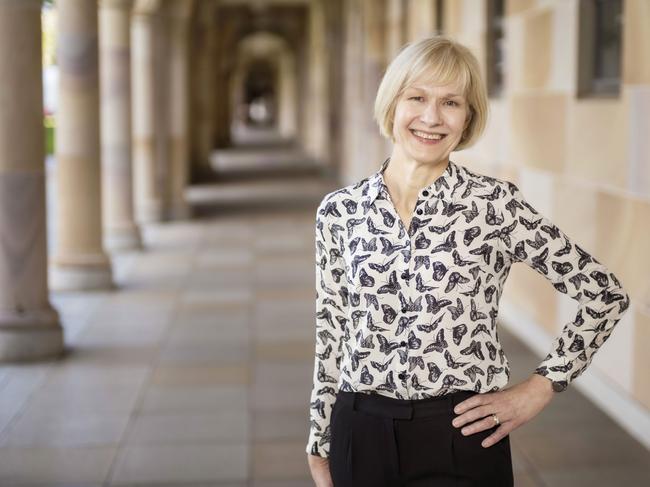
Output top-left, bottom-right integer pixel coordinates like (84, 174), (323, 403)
(413, 130), (444, 140)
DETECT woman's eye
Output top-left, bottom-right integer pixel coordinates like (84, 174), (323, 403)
(409, 96), (424, 101)
(445, 100), (459, 106)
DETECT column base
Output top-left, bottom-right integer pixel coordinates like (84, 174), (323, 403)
(0, 308), (64, 362)
(49, 259), (114, 291)
(104, 224), (144, 252)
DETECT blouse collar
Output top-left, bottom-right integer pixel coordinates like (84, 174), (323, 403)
(362, 157), (464, 206)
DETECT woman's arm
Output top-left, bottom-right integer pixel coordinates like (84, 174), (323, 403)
(498, 181), (631, 391)
(452, 181), (632, 448)
(306, 196), (349, 459)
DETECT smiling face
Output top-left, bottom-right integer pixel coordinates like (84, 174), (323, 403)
(391, 76), (471, 166)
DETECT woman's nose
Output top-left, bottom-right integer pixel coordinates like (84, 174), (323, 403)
(420, 102), (442, 125)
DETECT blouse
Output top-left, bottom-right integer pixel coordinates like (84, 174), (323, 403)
(306, 157), (630, 458)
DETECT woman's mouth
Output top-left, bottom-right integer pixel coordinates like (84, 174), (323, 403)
(410, 129), (447, 144)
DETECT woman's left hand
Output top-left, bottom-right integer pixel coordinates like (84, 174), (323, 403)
(450, 373), (556, 447)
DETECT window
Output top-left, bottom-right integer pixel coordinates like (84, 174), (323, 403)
(486, 0), (505, 97)
(578, 0), (623, 97)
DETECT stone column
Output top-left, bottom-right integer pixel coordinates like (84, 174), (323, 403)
(341, 0), (364, 184)
(406, 0), (436, 42)
(132, 0), (165, 223)
(341, 0), (390, 184)
(387, 0), (407, 58)
(323, 0), (345, 171)
(306, 0), (329, 162)
(212, 21), (231, 150)
(51, 0), (113, 290)
(191, 1), (218, 175)
(100, 0), (143, 251)
(166, 1), (193, 219)
(0, 0), (63, 360)
(362, 0), (388, 174)
(277, 50), (297, 139)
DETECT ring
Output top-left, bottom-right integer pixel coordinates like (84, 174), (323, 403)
(491, 413), (500, 425)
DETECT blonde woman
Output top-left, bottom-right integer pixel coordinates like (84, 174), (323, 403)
(306, 35), (630, 487)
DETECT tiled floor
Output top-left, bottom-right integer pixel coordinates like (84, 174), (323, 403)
(0, 206), (648, 486)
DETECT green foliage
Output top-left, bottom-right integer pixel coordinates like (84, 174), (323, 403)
(44, 115), (55, 155)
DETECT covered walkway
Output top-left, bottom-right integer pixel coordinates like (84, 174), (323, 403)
(0, 0), (648, 485)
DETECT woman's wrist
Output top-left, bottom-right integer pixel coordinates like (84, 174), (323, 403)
(528, 373), (555, 400)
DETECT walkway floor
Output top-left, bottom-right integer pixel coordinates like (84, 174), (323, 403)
(0, 206), (648, 486)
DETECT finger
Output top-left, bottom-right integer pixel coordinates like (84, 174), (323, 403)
(459, 414), (501, 436)
(460, 419), (494, 436)
(452, 404), (495, 428)
(481, 424), (511, 448)
(454, 393), (489, 414)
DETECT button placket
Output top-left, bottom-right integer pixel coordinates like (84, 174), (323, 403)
(398, 224), (419, 393)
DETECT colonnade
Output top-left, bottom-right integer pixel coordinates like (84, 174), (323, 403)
(0, 0), (194, 361)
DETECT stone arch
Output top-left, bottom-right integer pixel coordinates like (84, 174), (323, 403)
(230, 31), (298, 142)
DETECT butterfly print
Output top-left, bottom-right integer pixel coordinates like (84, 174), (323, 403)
(452, 324), (468, 345)
(417, 314), (445, 333)
(430, 216), (459, 234)
(447, 298), (464, 320)
(358, 268), (375, 287)
(423, 329), (448, 354)
(376, 370), (398, 393)
(307, 158), (630, 458)
(426, 294), (452, 314)
(379, 207), (396, 227)
(415, 274), (436, 293)
(371, 355), (395, 372)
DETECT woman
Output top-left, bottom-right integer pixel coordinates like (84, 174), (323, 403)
(306, 35), (630, 487)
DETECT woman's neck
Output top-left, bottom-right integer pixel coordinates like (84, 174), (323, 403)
(384, 147), (449, 206)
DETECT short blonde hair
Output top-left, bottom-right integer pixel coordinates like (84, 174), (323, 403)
(374, 35), (489, 151)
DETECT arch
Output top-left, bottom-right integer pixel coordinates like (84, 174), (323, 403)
(230, 30), (298, 142)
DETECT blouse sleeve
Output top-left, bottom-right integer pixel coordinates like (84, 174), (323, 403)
(306, 197), (349, 458)
(498, 181), (631, 392)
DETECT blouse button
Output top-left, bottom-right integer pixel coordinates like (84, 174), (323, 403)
(401, 307), (407, 313)
(398, 372), (407, 380)
(416, 208), (423, 215)
(399, 341), (407, 347)
(422, 190), (429, 196)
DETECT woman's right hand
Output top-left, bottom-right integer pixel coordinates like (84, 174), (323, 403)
(307, 453), (333, 487)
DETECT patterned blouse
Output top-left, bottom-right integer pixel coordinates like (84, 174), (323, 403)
(306, 157), (630, 458)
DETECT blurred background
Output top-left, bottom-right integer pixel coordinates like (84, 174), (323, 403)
(0, 0), (648, 485)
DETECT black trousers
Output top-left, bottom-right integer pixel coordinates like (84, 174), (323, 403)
(328, 390), (514, 487)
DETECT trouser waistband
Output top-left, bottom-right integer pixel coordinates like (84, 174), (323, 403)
(335, 389), (477, 420)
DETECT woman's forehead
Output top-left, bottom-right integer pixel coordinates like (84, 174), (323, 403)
(405, 71), (466, 95)
(404, 78), (466, 96)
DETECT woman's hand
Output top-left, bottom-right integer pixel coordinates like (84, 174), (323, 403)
(307, 453), (333, 487)
(451, 373), (555, 447)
